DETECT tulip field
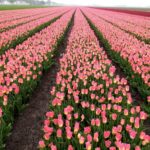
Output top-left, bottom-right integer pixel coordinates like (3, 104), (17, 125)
(0, 7), (149, 150)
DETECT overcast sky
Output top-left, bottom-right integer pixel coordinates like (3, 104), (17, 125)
(48, 0), (150, 7)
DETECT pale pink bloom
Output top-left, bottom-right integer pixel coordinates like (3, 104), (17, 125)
(43, 126), (53, 134)
(66, 130), (72, 140)
(142, 135), (150, 145)
(135, 146), (141, 150)
(96, 108), (101, 115)
(130, 117), (134, 123)
(94, 132), (99, 142)
(116, 142), (130, 150)
(140, 131), (146, 140)
(116, 133), (122, 141)
(44, 133), (50, 140)
(112, 113), (117, 120)
(57, 129), (62, 138)
(140, 111), (148, 120)
(124, 109), (128, 116)
(74, 113), (79, 119)
(126, 124), (132, 132)
(105, 140), (111, 148)
(112, 126), (118, 135)
(81, 114), (85, 121)
(50, 144), (57, 150)
(120, 119), (125, 125)
(86, 142), (92, 150)
(91, 119), (95, 126)
(91, 93), (95, 99)
(135, 106), (141, 113)
(134, 117), (140, 129)
(147, 96), (150, 103)
(79, 136), (85, 144)
(90, 104), (95, 111)
(39, 140), (45, 148)
(74, 122), (80, 134)
(95, 118), (100, 126)
(129, 130), (137, 139)
(3, 95), (8, 106)
(46, 111), (54, 118)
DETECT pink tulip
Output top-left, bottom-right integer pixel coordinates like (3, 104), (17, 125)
(86, 142), (92, 150)
(79, 136), (85, 144)
(105, 140), (111, 148)
(57, 129), (62, 138)
(129, 130), (137, 139)
(87, 134), (92, 142)
(39, 140), (45, 148)
(50, 144), (57, 150)
(74, 122), (80, 134)
(68, 145), (74, 150)
(84, 126), (91, 134)
(93, 132), (99, 142)
(46, 111), (54, 118)
(104, 131), (110, 139)
(135, 146), (141, 150)
(66, 130), (72, 140)
(112, 113), (117, 120)
(140, 111), (148, 120)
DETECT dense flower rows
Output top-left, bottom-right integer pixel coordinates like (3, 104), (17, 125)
(88, 8), (150, 42)
(92, 9), (150, 29)
(0, 8), (54, 23)
(82, 8), (150, 101)
(39, 10), (150, 150)
(0, 8), (69, 50)
(0, 9), (74, 147)
(0, 8), (60, 32)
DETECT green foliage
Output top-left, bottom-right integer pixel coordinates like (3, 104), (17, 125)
(0, 5), (48, 11)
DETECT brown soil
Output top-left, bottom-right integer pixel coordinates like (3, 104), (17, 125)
(6, 67), (55, 150)
(5, 19), (73, 150)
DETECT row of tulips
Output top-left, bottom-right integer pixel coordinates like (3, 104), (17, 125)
(0, 8), (60, 33)
(82, 9), (150, 107)
(93, 8), (150, 30)
(0, 8), (54, 23)
(0, 8), (70, 55)
(39, 9), (150, 150)
(0, 9), (74, 148)
(89, 8), (150, 44)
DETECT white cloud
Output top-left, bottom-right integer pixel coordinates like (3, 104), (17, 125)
(51, 0), (150, 7)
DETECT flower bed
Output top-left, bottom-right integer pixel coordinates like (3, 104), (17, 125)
(0, 8), (59, 32)
(89, 8), (150, 44)
(82, 9), (150, 107)
(39, 10), (150, 150)
(0, 8), (54, 23)
(0, 8), (70, 55)
(0, 9), (74, 148)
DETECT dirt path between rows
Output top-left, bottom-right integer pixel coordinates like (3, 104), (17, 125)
(5, 18), (74, 150)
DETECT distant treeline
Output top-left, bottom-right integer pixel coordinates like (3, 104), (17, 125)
(0, 0), (49, 5)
